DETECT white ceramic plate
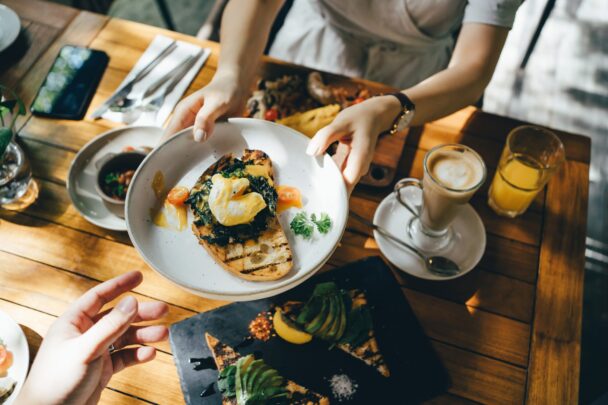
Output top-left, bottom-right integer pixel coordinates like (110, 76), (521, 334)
(67, 126), (163, 231)
(126, 118), (348, 301)
(373, 187), (486, 280)
(0, 5), (20, 53)
(0, 310), (29, 405)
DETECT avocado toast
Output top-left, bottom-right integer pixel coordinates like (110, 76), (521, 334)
(278, 283), (390, 377)
(186, 150), (293, 281)
(205, 333), (329, 405)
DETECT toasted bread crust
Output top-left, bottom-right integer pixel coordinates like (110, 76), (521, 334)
(205, 333), (329, 405)
(191, 150), (293, 281)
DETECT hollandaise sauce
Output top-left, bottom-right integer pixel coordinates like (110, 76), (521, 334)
(150, 182), (188, 232)
(151, 170), (165, 199)
(151, 200), (188, 231)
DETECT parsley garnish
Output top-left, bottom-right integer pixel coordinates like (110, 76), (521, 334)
(311, 212), (332, 234)
(290, 212), (314, 239)
(290, 211), (333, 239)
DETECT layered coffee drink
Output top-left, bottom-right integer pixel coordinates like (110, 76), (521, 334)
(420, 146), (485, 232)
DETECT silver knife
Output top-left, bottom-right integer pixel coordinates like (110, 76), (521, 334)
(141, 49), (203, 100)
(90, 40), (178, 119)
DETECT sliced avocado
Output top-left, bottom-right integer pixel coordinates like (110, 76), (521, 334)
(304, 297), (330, 335)
(256, 369), (277, 388)
(335, 291), (350, 340)
(235, 356), (253, 405)
(316, 295), (337, 339)
(244, 359), (264, 393)
(296, 295), (322, 325)
(234, 356), (288, 405)
(312, 281), (338, 295)
(324, 294), (346, 341)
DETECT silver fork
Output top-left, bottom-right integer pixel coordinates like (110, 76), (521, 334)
(93, 40), (177, 118)
(138, 50), (203, 113)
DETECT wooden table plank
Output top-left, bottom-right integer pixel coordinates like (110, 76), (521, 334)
(13, 178), (131, 245)
(0, 214), (226, 313)
(526, 160), (588, 404)
(406, 289), (530, 367)
(433, 341), (526, 404)
(0, 20), (61, 88)
(429, 107), (591, 164)
(0, 250), (204, 354)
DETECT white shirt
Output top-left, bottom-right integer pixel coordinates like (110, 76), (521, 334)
(268, 0), (522, 88)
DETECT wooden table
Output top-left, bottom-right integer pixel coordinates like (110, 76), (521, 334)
(0, 1), (590, 404)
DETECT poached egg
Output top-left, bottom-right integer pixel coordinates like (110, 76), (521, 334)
(208, 173), (267, 226)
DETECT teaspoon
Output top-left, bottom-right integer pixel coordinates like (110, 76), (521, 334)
(349, 212), (461, 277)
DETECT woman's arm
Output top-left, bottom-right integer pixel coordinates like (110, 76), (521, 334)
(308, 23), (510, 193)
(164, 0), (284, 140)
(405, 23), (509, 125)
(216, 0), (284, 90)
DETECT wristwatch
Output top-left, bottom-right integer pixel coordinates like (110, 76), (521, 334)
(385, 92), (415, 135)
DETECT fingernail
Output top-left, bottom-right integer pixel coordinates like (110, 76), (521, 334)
(193, 129), (205, 142)
(116, 295), (137, 314)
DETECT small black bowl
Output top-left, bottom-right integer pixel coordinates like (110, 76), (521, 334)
(94, 152), (145, 217)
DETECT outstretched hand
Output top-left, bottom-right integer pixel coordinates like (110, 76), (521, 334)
(17, 271), (168, 405)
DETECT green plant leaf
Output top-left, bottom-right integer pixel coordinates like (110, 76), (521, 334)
(0, 127), (13, 159)
(0, 100), (17, 110)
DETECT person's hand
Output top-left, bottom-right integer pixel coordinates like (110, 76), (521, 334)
(163, 72), (248, 142)
(306, 95), (402, 194)
(16, 271), (168, 405)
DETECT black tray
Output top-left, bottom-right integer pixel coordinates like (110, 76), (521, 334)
(170, 256), (449, 404)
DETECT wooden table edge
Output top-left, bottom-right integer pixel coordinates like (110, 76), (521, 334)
(526, 155), (590, 403)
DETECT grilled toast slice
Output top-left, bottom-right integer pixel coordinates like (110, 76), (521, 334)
(280, 290), (390, 377)
(205, 333), (329, 405)
(189, 150), (293, 281)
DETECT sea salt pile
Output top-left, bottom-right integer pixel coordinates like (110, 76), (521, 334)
(329, 373), (358, 401)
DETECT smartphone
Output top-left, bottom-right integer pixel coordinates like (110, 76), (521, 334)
(30, 45), (109, 120)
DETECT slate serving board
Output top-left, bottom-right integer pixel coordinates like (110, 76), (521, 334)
(170, 256), (449, 404)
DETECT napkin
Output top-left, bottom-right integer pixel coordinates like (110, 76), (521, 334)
(100, 35), (211, 127)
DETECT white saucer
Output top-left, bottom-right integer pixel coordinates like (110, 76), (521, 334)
(0, 310), (29, 405)
(0, 5), (20, 53)
(373, 187), (486, 281)
(67, 126), (163, 231)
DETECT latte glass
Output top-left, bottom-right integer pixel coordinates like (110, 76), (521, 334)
(396, 144), (486, 252)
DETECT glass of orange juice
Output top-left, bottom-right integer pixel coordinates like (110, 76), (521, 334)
(488, 126), (565, 218)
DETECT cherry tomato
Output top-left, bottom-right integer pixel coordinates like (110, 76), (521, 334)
(276, 186), (302, 212)
(122, 146), (135, 152)
(264, 108), (279, 121)
(167, 186), (190, 206)
(0, 345), (12, 374)
(352, 97), (366, 105)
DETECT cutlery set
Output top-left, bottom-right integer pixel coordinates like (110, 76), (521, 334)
(91, 40), (203, 120)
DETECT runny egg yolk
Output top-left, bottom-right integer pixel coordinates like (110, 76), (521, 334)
(208, 174), (267, 226)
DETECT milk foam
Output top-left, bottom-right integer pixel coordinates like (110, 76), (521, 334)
(428, 151), (482, 190)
